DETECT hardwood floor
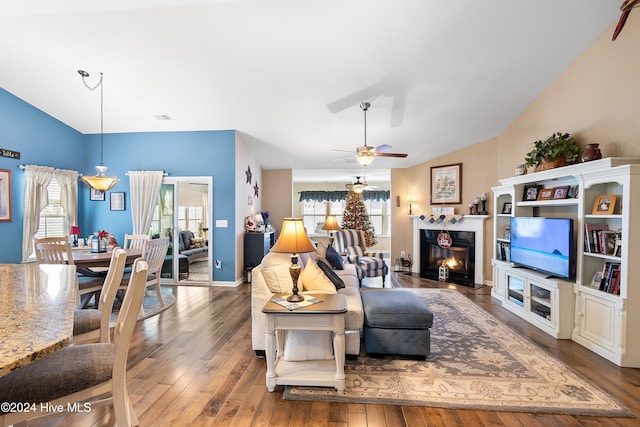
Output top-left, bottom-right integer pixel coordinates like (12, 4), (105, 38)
(43, 273), (640, 426)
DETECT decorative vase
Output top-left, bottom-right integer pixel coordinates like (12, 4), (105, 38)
(581, 143), (602, 162)
(534, 157), (569, 172)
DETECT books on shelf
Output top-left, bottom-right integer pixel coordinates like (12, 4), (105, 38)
(598, 262), (621, 295)
(496, 242), (510, 262)
(584, 224), (622, 256)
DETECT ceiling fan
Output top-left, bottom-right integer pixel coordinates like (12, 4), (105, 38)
(333, 102), (408, 166)
(346, 176), (378, 194)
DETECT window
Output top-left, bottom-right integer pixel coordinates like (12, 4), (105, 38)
(178, 206), (204, 234)
(302, 200), (328, 234)
(33, 178), (67, 239)
(300, 197), (390, 236)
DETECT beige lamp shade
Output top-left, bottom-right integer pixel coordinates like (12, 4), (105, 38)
(322, 215), (341, 231)
(81, 165), (120, 192)
(271, 218), (315, 254)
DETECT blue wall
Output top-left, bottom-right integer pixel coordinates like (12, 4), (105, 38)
(0, 88), (84, 263)
(81, 130), (236, 281)
(0, 88), (237, 281)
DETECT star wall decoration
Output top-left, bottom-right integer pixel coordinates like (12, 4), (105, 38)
(245, 165), (252, 184)
(254, 182), (259, 197)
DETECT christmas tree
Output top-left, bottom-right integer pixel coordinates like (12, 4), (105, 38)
(342, 190), (377, 247)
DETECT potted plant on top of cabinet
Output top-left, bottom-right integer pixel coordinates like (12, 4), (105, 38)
(524, 132), (581, 172)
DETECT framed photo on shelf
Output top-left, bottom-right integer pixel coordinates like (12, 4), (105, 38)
(590, 271), (604, 288)
(0, 168), (12, 222)
(90, 188), (105, 201)
(592, 194), (616, 215)
(537, 188), (554, 201)
(522, 184), (542, 201)
(110, 192), (126, 211)
(430, 163), (462, 205)
(501, 202), (512, 214)
(552, 185), (570, 200)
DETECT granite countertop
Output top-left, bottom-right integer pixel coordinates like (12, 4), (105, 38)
(0, 263), (78, 377)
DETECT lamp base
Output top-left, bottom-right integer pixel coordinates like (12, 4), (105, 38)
(286, 293), (305, 302)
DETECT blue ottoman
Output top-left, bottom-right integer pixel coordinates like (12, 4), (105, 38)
(362, 290), (433, 358)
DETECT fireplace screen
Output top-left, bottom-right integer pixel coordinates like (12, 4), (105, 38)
(420, 230), (475, 286)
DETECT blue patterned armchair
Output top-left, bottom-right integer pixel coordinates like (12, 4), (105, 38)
(333, 229), (388, 287)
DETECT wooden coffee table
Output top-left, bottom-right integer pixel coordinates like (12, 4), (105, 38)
(262, 293), (347, 392)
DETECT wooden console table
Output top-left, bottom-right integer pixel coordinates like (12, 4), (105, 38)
(262, 293), (347, 392)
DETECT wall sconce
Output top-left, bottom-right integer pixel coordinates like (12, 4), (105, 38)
(408, 196), (414, 215)
(396, 195), (401, 207)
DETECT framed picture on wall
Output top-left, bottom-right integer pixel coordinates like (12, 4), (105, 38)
(0, 168), (12, 221)
(90, 188), (105, 201)
(110, 192), (126, 211)
(430, 163), (462, 204)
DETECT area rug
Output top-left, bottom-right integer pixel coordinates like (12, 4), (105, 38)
(109, 288), (176, 323)
(283, 288), (634, 417)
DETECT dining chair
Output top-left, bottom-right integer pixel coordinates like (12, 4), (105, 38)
(0, 257), (149, 427)
(73, 248), (127, 344)
(123, 233), (150, 255)
(33, 237), (105, 306)
(142, 238), (170, 306)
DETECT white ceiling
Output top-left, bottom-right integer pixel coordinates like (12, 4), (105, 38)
(0, 1), (621, 181)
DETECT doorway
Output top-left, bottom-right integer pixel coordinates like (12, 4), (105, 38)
(150, 176), (213, 284)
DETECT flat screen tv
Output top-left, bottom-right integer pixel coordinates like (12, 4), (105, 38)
(509, 217), (575, 279)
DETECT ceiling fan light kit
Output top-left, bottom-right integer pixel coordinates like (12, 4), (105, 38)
(354, 102), (408, 167)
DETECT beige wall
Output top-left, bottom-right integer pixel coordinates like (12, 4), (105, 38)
(262, 169), (293, 231)
(259, 15), (640, 284)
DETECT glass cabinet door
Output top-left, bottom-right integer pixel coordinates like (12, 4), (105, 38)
(529, 284), (552, 321)
(507, 274), (525, 307)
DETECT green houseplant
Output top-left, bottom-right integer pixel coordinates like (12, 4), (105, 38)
(524, 132), (580, 172)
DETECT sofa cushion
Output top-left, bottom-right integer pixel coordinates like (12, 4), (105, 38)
(300, 260), (336, 294)
(339, 287), (364, 331)
(315, 241), (328, 259)
(261, 264), (293, 293)
(317, 259), (345, 290)
(325, 244), (344, 270)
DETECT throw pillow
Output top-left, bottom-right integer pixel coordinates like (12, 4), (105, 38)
(261, 264), (293, 293)
(325, 244), (344, 270)
(190, 237), (204, 249)
(317, 259), (345, 290)
(315, 241), (328, 260)
(300, 260), (337, 294)
(261, 251), (292, 267)
(283, 330), (334, 361)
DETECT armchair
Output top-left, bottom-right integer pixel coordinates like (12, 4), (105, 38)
(333, 229), (388, 287)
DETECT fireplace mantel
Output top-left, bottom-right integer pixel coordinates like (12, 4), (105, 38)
(411, 215), (489, 286)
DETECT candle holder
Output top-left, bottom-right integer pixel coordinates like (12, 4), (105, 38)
(479, 199), (487, 215)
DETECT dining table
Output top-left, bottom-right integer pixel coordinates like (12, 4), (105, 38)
(0, 263), (78, 378)
(72, 247), (143, 269)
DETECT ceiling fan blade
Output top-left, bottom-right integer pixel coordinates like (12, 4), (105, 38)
(375, 144), (393, 152)
(375, 152), (408, 158)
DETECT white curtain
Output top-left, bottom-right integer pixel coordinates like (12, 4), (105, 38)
(129, 171), (164, 235)
(21, 166), (80, 262)
(55, 168), (79, 229)
(22, 165), (55, 262)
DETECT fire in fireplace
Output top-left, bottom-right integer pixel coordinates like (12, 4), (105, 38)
(420, 230), (475, 286)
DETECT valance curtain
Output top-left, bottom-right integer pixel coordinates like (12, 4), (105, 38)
(299, 190), (390, 203)
(128, 171), (164, 235)
(21, 165), (79, 262)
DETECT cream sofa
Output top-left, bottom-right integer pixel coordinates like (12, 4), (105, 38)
(251, 250), (364, 357)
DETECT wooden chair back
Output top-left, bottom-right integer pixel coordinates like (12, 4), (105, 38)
(34, 238), (74, 265)
(123, 234), (150, 256)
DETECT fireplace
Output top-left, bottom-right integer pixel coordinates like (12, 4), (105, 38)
(420, 230), (475, 286)
(412, 215), (488, 287)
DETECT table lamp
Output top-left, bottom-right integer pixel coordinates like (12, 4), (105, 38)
(271, 218), (316, 302)
(69, 225), (81, 247)
(321, 215), (341, 246)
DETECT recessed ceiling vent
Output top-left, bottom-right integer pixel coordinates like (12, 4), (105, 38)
(154, 114), (172, 121)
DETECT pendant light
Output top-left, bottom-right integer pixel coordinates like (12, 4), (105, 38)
(78, 70), (119, 192)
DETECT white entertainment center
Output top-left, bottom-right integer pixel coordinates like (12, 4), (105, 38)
(491, 158), (640, 367)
